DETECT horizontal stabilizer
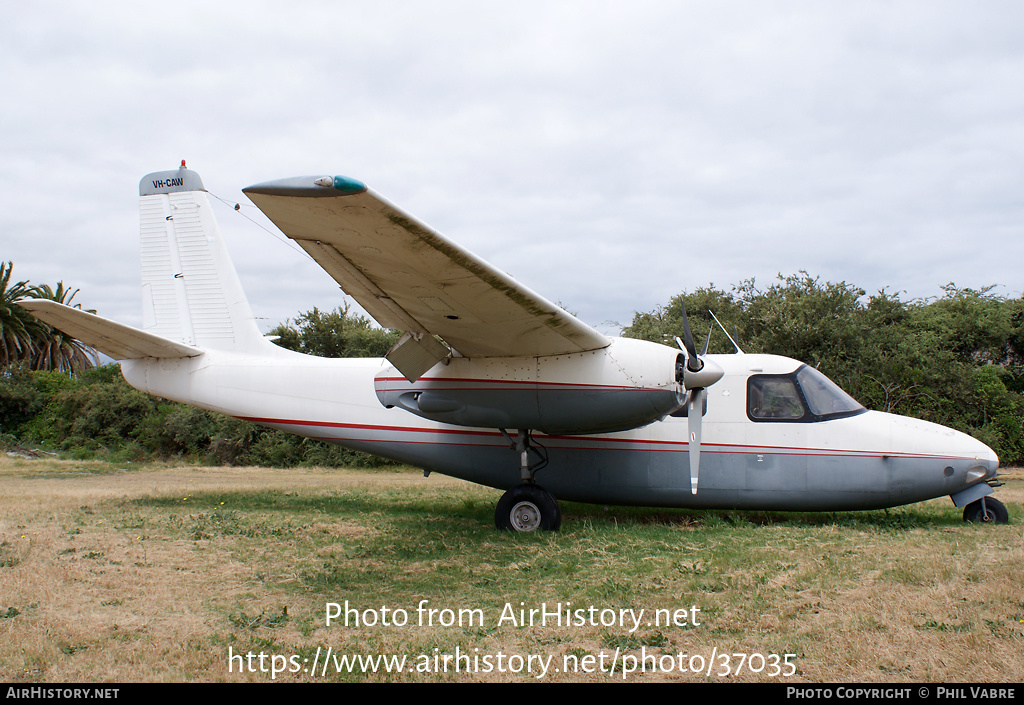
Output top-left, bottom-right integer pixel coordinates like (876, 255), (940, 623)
(16, 300), (202, 360)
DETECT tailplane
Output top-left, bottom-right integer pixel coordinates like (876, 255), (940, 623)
(13, 299), (201, 360)
(139, 163), (265, 352)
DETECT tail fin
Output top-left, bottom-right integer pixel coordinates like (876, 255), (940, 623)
(139, 164), (265, 352)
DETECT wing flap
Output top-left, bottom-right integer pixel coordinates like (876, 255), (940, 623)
(243, 177), (610, 359)
(17, 300), (202, 360)
(295, 240), (424, 332)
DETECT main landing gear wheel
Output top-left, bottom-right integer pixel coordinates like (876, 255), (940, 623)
(495, 484), (561, 532)
(962, 497), (1008, 524)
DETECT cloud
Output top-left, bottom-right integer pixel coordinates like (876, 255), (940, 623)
(2, 2), (1022, 337)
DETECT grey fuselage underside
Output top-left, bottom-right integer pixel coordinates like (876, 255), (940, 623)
(261, 421), (967, 512)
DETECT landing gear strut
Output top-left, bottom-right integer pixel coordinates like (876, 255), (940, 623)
(495, 429), (561, 532)
(962, 496), (1008, 524)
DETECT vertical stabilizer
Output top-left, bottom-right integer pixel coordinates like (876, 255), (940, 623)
(138, 164), (265, 352)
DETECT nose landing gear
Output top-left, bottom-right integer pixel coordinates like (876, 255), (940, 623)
(962, 496), (1008, 524)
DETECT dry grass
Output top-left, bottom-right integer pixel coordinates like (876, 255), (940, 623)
(1, 454), (1021, 683)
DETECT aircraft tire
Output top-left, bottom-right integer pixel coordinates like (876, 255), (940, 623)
(496, 484), (561, 532)
(962, 497), (1008, 524)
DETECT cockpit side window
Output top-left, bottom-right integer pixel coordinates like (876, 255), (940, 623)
(748, 375), (807, 421)
(747, 366), (866, 423)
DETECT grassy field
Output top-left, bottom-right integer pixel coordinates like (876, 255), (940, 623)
(0, 454), (1021, 683)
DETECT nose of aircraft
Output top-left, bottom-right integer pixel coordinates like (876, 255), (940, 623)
(977, 442), (1000, 477)
(939, 420), (1000, 486)
(872, 410), (1000, 486)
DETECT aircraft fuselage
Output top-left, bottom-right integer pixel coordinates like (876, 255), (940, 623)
(120, 341), (999, 512)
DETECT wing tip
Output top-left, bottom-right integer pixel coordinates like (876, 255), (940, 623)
(243, 175), (367, 198)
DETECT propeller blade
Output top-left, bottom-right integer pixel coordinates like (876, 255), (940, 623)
(687, 388), (705, 494)
(679, 303), (720, 494)
(675, 306), (724, 390)
(679, 304), (701, 372)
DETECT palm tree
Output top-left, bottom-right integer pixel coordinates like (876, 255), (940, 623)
(1, 262), (99, 375)
(27, 282), (99, 374)
(0, 261), (43, 366)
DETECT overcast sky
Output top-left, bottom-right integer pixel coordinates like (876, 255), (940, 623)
(3, 2), (1023, 337)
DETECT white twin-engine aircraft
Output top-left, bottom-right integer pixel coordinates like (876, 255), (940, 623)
(19, 164), (1009, 531)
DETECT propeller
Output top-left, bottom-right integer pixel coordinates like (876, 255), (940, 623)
(674, 305), (724, 494)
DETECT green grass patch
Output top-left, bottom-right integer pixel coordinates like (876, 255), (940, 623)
(5, 461), (1020, 682)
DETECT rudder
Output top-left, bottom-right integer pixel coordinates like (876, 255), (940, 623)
(138, 163), (264, 352)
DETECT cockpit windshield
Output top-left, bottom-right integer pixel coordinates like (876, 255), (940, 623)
(795, 366), (864, 417)
(748, 365), (865, 422)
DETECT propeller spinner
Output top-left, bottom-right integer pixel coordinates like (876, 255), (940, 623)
(675, 306), (724, 494)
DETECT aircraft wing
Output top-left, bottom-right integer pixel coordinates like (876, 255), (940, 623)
(243, 176), (610, 373)
(16, 300), (202, 360)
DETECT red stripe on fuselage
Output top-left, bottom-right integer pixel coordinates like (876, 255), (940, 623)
(236, 415), (978, 462)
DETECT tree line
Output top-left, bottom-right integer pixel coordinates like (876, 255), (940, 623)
(2, 266), (1023, 465)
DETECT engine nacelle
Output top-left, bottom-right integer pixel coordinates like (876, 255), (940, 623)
(374, 337), (684, 434)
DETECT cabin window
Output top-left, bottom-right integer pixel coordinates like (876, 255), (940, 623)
(748, 376), (807, 420)
(747, 366), (865, 423)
